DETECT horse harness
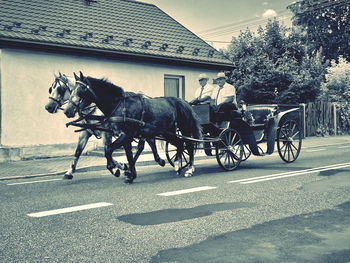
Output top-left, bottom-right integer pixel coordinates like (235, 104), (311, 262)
(68, 81), (148, 135)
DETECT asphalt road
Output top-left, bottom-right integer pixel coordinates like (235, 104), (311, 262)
(1, 142), (350, 263)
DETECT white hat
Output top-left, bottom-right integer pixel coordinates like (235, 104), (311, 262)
(216, 72), (227, 79)
(198, 73), (209, 81)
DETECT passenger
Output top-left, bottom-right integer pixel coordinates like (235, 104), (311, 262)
(189, 73), (214, 105)
(210, 72), (239, 122)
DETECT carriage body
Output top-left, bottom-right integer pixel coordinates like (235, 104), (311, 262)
(183, 103), (302, 171)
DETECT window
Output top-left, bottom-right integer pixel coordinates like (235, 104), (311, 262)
(164, 75), (185, 99)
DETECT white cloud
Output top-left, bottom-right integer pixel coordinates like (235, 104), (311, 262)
(262, 9), (277, 18)
(263, 2), (269, 6)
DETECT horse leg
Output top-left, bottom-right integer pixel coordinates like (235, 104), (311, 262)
(133, 138), (145, 163)
(133, 138), (165, 167)
(123, 140), (137, 184)
(64, 131), (92, 180)
(184, 141), (195, 177)
(168, 136), (184, 175)
(105, 132), (128, 177)
(102, 132), (127, 178)
(146, 138), (165, 167)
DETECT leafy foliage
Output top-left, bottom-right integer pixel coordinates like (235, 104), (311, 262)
(287, 0), (350, 62)
(319, 56), (350, 132)
(225, 19), (326, 104)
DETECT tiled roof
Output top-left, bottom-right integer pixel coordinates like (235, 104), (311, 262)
(0, 0), (233, 67)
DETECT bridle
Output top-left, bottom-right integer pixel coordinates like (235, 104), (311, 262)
(68, 80), (98, 117)
(48, 77), (71, 111)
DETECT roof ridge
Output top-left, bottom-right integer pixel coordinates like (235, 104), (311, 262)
(0, 0), (233, 67)
(149, 3), (220, 53)
(120, 0), (156, 8)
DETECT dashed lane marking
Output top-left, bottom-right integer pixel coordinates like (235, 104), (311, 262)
(338, 145), (350, 149)
(157, 186), (217, 196)
(7, 178), (62, 185)
(27, 202), (113, 218)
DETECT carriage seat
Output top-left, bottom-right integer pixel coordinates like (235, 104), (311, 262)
(247, 106), (277, 125)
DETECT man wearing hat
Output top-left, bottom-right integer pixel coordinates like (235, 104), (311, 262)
(208, 72), (239, 124)
(211, 72), (237, 110)
(189, 73), (214, 105)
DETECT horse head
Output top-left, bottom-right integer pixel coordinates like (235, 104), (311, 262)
(45, 72), (73, 113)
(64, 71), (95, 118)
(65, 71), (125, 118)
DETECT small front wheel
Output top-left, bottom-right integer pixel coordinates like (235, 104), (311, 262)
(165, 141), (191, 169)
(241, 144), (252, 161)
(277, 119), (302, 163)
(215, 128), (243, 171)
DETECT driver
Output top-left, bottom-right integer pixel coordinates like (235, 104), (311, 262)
(189, 73), (214, 105)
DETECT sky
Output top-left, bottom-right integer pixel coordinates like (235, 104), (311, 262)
(140, 0), (296, 49)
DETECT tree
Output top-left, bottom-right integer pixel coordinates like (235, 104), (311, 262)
(288, 0), (350, 62)
(319, 56), (350, 132)
(225, 19), (325, 104)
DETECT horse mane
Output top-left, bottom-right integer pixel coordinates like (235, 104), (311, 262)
(86, 77), (125, 98)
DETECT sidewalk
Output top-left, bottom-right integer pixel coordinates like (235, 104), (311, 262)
(1, 135), (350, 181)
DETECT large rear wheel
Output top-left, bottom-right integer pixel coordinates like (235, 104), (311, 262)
(215, 128), (243, 171)
(277, 119), (302, 163)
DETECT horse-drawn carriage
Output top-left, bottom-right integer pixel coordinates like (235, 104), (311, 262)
(51, 72), (302, 183)
(165, 103), (302, 171)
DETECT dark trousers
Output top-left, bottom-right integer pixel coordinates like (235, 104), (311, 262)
(210, 103), (240, 123)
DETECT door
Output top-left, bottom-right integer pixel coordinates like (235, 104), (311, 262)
(164, 75), (185, 99)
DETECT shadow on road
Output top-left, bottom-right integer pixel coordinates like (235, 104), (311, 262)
(150, 202), (350, 263)
(117, 202), (256, 225)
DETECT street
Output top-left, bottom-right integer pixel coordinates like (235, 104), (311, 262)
(1, 140), (350, 263)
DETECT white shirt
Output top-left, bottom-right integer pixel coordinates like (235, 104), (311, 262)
(194, 83), (214, 100)
(211, 83), (237, 106)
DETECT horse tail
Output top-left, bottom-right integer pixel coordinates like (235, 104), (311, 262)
(175, 100), (202, 140)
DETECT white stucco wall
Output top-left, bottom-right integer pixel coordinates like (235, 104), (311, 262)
(0, 48), (218, 146)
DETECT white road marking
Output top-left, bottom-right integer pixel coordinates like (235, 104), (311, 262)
(27, 202), (113, 218)
(228, 162), (350, 185)
(242, 163), (350, 184)
(7, 178), (62, 185)
(338, 145), (350, 149)
(157, 186), (217, 196)
(305, 148), (326, 152)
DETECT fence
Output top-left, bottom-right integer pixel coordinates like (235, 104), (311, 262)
(300, 101), (349, 137)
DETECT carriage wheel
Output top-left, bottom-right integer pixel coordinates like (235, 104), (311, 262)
(277, 119), (302, 163)
(165, 141), (191, 169)
(241, 144), (252, 161)
(215, 128), (243, 171)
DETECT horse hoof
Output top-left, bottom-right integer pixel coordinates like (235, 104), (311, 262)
(176, 169), (183, 176)
(114, 169), (120, 177)
(159, 159), (166, 167)
(184, 171), (193, 177)
(109, 167), (120, 177)
(63, 173), (73, 180)
(124, 178), (133, 184)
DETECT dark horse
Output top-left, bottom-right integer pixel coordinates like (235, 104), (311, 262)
(64, 72), (202, 183)
(45, 72), (165, 179)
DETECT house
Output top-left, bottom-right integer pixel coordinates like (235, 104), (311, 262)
(0, 0), (233, 161)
